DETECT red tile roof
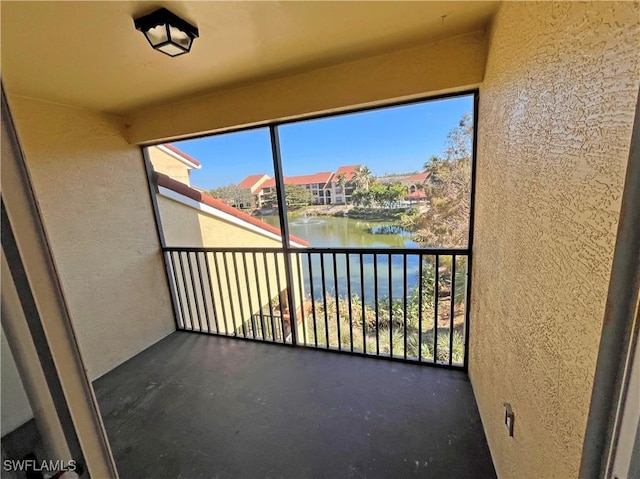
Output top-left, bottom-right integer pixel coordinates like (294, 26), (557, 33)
(162, 144), (201, 167)
(334, 165), (361, 181)
(260, 172), (334, 189)
(155, 172), (309, 247)
(407, 171), (430, 182)
(289, 172), (333, 185)
(407, 190), (427, 199)
(239, 174), (269, 190)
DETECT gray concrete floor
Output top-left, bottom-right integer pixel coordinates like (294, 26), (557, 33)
(94, 332), (496, 479)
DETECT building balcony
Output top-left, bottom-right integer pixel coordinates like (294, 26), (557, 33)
(2, 2), (638, 478)
(164, 246), (470, 366)
(93, 331), (495, 478)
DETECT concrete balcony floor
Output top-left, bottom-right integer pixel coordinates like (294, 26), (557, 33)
(94, 332), (496, 478)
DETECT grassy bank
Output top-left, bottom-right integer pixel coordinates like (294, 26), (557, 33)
(299, 294), (465, 364)
(340, 206), (411, 221)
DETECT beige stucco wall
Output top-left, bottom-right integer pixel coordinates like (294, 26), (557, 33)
(128, 31), (488, 144)
(1, 328), (33, 435)
(158, 194), (289, 250)
(148, 146), (191, 185)
(158, 194), (304, 338)
(469, 2), (640, 478)
(7, 96), (176, 380)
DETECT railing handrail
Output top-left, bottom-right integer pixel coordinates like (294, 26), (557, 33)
(163, 246), (470, 255)
(252, 313), (282, 319)
(165, 246), (471, 368)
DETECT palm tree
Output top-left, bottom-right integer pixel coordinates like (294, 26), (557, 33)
(335, 172), (348, 204)
(423, 155), (440, 173)
(353, 166), (373, 191)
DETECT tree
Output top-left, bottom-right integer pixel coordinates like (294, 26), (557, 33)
(352, 166), (373, 191)
(335, 173), (349, 203)
(385, 183), (407, 206)
(369, 183), (387, 206)
(352, 188), (373, 207)
(413, 113), (473, 248)
(262, 184), (312, 210)
(366, 182), (406, 208)
(285, 184), (312, 209)
(209, 184), (254, 210)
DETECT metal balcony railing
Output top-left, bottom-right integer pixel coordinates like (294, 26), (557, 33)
(163, 247), (470, 368)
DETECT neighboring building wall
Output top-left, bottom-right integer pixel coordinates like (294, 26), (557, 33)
(1, 329), (33, 436)
(158, 194), (292, 249)
(469, 3), (640, 479)
(157, 193), (305, 338)
(148, 146), (192, 185)
(7, 96), (176, 380)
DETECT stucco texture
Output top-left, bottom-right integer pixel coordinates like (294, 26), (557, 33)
(128, 31), (488, 143)
(148, 147), (191, 186)
(469, 2), (640, 478)
(8, 96), (176, 380)
(158, 194), (304, 337)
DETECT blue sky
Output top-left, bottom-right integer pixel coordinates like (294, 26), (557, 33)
(174, 94), (473, 190)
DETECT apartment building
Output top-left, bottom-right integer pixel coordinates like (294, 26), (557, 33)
(328, 165), (360, 204)
(240, 165), (430, 207)
(238, 164), (362, 207)
(240, 171), (337, 206)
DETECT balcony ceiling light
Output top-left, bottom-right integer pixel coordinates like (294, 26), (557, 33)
(134, 7), (199, 57)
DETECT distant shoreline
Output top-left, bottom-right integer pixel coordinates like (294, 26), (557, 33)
(254, 204), (421, 222)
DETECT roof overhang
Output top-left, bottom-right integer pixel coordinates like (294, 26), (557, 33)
(156, 144), (202, 170)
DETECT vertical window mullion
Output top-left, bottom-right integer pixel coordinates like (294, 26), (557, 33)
(269, 125), (299, 345)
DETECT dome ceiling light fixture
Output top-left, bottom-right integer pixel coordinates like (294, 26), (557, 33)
(134, 7), (199, 57)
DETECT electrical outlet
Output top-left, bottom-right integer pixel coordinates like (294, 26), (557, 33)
(503, 402), (515, 437)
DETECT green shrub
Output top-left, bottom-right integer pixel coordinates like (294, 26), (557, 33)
(302, 297), (465, 364)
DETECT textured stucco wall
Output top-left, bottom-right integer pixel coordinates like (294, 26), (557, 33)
(148, 147), (191, 186)
(158, 194), (304, 336)
(470, 2), (640, 478)
(158, 194), (286, 249)
(1, 328), (33, 435)
(128, 31), (488, 143)
(7, 96), (176, 380)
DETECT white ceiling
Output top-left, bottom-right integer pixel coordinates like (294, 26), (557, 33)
(1, 1), (499, 115)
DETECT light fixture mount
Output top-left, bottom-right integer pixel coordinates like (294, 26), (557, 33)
(134, 7), (199, 57)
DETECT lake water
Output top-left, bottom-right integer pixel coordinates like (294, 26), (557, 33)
(260, 214), (418, 249)
(260, 215), (423, 303)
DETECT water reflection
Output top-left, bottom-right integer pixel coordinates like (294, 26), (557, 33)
(299, 252), (422, 304)
(261, 215), (418, 249)
(261, 214), (422, 302)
